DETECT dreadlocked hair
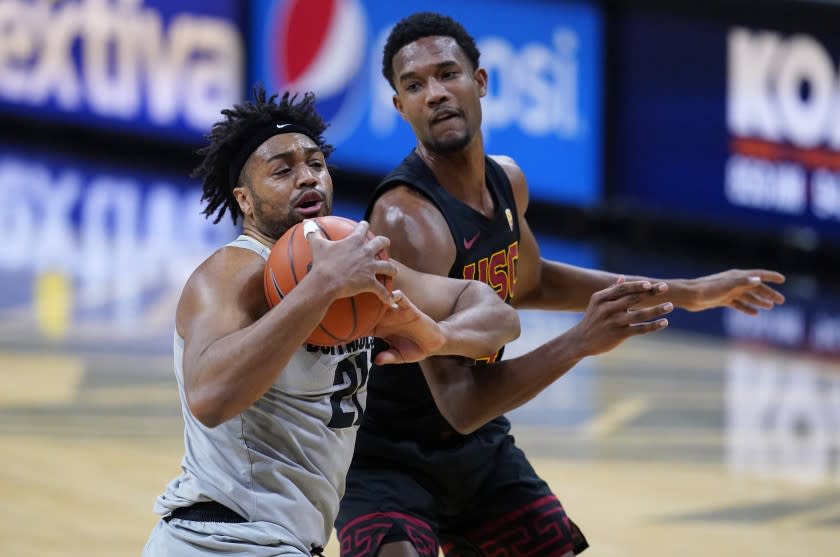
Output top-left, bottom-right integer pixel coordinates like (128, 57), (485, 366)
(382, 12), (480, 90)
(194, 86), (334, 224)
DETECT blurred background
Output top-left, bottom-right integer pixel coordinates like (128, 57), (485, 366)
(0, 0), (838, 555)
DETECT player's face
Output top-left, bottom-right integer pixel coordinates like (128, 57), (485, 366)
(236, 133), (333, 240)
(391, 36), (487, 154)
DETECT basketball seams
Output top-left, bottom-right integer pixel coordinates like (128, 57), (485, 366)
(319, 298), (356, 344)
(287, 224), (301, 285)
(268, 269), (286, 301)
(348, 296), (358, 336)
(317, 323), (348, 344)
(314, 218), (331, 240)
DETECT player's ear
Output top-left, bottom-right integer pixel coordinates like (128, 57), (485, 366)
(232, 185), (252, 216)
(393, 94), (407, 121)
(475, 68), (488, 98)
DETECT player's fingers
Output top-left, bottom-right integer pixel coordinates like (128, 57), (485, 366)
(754, 283), (786, 304)
(611, 280), (653, 299)
(741, 291), (775, 309)
(351, 220), (371, 239)
(590, 275), (626, 302)
(374, 348), (403, 366)
(599, 279), (656, 302)
(620, 280), (667, 297)
(628, 318), (669, 335)
(303, 220), (332, 255)
(746, 269), (786, 284)
(365, 234), (390, 255)
(606, 283), (668, 309)
(732, 299), (758, 315)
(624, 302), (673, 326)
(388, 289), (406, 309)
(302, 219), (323, 242)
(373, 260), (399, 279)
(368, 277), (395, 306)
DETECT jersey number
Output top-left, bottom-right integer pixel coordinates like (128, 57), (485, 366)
(327, 352), (369, 429)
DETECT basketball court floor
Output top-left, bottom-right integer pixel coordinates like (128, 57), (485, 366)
(1, 143), (838, 556)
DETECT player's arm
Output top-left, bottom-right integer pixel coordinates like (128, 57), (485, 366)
(178, 224), (396, 427)
(387, 261), (520, 362)
(420, 277), (673, 434)
(494, 155), (787, 314)
(369, 186), (518, 359)
(368, 185), (457, 276)
(490, 154), (622, 311)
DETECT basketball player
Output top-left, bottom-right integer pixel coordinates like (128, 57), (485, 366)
(336, 12), (788, 557)
(141, 88), (532, 557)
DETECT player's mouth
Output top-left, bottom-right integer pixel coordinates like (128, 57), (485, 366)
(293, 190), (325, 217)
(430, 108), (461, 126)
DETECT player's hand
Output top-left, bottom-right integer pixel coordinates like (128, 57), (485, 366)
(304, 220), (397, 305)
(569, 276), (673, 358)
(372, 290), (446, 365)
(681, 269), (786, 314)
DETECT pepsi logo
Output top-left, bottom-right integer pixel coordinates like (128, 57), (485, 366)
(269, 0), (369, 143)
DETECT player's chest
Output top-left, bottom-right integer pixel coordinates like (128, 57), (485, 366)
(272, 343), (372, 396)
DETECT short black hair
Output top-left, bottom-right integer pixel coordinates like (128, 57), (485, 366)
(382, 12), (480, 90)
(194, 86), (333, 224)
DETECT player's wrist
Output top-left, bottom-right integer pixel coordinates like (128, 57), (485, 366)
(560, 323), (593, 359)
(665, 278), (698, 311)
(428, 322), (460, 356)
(301, 266), (344, 302)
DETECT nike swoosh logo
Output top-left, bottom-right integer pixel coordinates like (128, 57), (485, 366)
(463, 232), (480, 249)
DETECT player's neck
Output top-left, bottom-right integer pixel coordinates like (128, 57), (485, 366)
(416, 139), (486, 197)
(240, 223), (274, 250)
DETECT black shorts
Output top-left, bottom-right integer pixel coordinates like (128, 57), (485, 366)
(336, 417), (588, 557)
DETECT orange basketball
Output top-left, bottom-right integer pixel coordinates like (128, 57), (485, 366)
(263, 215), (392, 346)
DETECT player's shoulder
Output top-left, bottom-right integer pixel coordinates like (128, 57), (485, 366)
(488, 153), (528, 207)
(370, 185), (445, 229)
(488, 154), (525, 181)
(489, 154), (517, 168)
(368, 184), (452, 260)
(182, 242), (265, 299)
(176, 241), (267, 334)
(375, 182), (431, 204)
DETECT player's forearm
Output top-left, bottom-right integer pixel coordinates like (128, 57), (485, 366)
(515, 260), (617, 311)
(185, 280), (334, 427)
(661, 278), (699, 310)
(433, 282), (520, 359)
(620, 275), (697, 310)
(421, 328), (586, 434)
(528, 261), (697, 312)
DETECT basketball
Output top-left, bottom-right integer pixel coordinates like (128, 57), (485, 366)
(263, 215), (392, 346)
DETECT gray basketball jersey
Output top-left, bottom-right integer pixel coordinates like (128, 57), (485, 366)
(154, 234), (372, 553)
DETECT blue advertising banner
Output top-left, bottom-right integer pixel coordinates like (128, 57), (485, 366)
(0, 0), (245, 144)
(249, 0), (603, 207)
(0, 143), (239, 347)
(611, 9), (840, 241)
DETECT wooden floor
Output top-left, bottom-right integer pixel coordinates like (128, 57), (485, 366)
(2, 305), (838, 557)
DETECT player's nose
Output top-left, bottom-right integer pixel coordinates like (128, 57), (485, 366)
(425, 78), (449, 106)
(295, 163), (319, 188)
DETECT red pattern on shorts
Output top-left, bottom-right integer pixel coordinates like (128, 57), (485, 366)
(441, 495), (577, 557)
(338, 511), (439, 557)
